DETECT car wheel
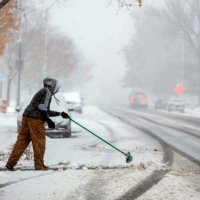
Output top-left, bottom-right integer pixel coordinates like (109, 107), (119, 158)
(78, 109), (82, 114)
(63, 132), (70, 138)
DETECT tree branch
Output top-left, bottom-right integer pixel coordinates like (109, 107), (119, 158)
(0, 0), (10, 9)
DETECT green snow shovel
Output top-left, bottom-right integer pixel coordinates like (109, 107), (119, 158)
(70, 118), (133, 163)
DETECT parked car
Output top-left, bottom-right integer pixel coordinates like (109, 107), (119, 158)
(167, 97), (185, 113)
(15, 93), (72, 138)
(154, 98), (168, 110)
(129, 91), (149, 108)
(63, 92), (83, 114)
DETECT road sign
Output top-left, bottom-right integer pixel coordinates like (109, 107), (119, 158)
(174, 84), (185, 95)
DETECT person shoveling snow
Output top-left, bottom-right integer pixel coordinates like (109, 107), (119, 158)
(5, 78), (70, 171)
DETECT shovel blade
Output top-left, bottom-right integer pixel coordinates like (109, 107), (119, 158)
(126, 152), (133, 163)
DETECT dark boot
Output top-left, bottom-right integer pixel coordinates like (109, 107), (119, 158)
(5, 164), (14, 171)
(35, 164), (49, 171)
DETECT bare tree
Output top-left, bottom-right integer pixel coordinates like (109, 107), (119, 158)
(0, 0), (67, 10)
(122, 7), (177, 96)
(162, 0), (200, 102)
(122, 1), (200, 99)
(16, 9), (81, 96)
(1, 0), (138, 10)
(0, 0), (18, 56)
(0, 44), (17, 105)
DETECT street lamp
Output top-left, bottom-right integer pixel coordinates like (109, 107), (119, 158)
(14, 0), (25, 106)
(17, 40), (22, 105)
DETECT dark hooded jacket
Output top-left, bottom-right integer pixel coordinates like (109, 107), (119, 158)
(23, 78), (61, 122)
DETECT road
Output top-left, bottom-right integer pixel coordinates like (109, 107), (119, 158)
(105, 106), (200, 165)
(0, 105), (200, 200)
(102, 105), (200, 199)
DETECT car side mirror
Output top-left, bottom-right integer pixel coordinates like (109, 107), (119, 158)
(68, 108), (74, 112)
(15, 105), (21, 112)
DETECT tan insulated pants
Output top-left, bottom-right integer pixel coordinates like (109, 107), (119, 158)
(6, 117), (46, 169)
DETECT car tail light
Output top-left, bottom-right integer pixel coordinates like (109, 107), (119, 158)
(138, 95), (143, 99)
(130, 96), (134, 103)
(146, 99), (149, 103)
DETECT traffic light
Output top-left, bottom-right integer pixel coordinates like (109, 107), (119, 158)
(138, 0), (142, 7)
(86, 72), (93, 80)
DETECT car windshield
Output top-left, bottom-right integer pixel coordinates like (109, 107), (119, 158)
(50, 94), (67, 112)
(135, 92), (146, 96)
(171, 99), (183, 102)
(20, 93), (67, 113)
(158, 99), (166, 102)
(20, 96), (33, 112)
(63, 92), (81, 102)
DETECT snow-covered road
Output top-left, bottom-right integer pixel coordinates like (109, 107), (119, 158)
(0, 105), (200, 200)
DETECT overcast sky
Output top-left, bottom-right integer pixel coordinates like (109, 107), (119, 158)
(42, 0), (165, 103)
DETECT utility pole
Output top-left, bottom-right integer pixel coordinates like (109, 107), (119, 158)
(0, 75), (4, 99)
(0, 81), (2, 98)
(16, 40), (22, 106)
(16, 0), (24, 106)
(43, 9), (48, 79)
(0, 75), (5, 98)
(43, 1), (57, 79)
(181, 41), (185, 86)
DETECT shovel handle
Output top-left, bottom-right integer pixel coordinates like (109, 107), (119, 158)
(70, 118), (126, 156)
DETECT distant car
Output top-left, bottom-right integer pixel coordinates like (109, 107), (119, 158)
(15, 93), (72, 138)
(192, 107), (200, 116)
(129, 91), (148, 108)
(63, 92), (83, 114)
(155, 98), (167, 110)
(167, 98), (185, 113)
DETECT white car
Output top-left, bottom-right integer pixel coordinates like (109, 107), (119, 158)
(15, 93), (72, 138)
(63, 92), (83, 114)
(167, 98), (185, 113)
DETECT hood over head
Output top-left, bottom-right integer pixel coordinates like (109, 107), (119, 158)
(43, 78), (59, 94)
(54, 81), (61, 94)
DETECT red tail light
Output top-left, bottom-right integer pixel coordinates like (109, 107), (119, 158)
(138, 95), (143, 99)
(130, 96), (134, 103)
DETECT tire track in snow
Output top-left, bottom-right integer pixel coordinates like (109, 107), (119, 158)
(115, 108), (200, 166)
(0, 172), (54, 189)
(82, 120), (119, 199)
(102, 108), (173, 200)
(78, 120), (119, 154)
(64, 120), (126, 200)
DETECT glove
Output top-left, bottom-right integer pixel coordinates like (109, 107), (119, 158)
(46, 118), (55, 129)
(61, 112), (70, 119)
